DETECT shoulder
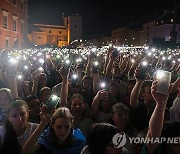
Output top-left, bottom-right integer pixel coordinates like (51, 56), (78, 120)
(73, 128), (86, 145)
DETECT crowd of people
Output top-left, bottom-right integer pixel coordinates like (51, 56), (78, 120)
(0, 45), (179, 154)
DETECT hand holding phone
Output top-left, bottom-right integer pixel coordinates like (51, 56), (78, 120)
(45, 95), (60, 114)
(156, 70), (171, 95)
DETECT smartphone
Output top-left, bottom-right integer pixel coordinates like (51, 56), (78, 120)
(138, 61), (148, 80)
(156, 70), (171, 95)
(45, 95), (60, 114)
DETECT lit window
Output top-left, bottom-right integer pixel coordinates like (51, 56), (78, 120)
(21, 1), (24, 9)
(21, 22), (24, 33)
(5, 39), (9, 48)
(171, 19), (173, 22)
(13, 19), (16, 31)
(3, 16), (8, 29)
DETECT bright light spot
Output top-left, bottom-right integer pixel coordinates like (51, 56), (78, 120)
(17, 75), (23, 80)
(24, 66), (28, 69)
(142, 61), (148, 66)
(9, 58), (17, 64)
(72, 74), (78, 80)
(39, 58), (44, 63)
(151, 48), (156, 52)
(100, 82), (106, 88)
(51, 95), (58, 101)
(156, 70), (165, 79)
(94, 61), (99, 66)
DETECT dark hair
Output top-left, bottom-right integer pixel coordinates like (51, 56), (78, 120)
(69, 94), (86, 107)
(50, 107), (73, 148)
(0, 99), (29, 154)
(25, 95), (39, 103)
(87, 123), (118, 154)
(99, 92), (117, 110)
(141, 80), (152, 93)
(111, 103), (130, 116)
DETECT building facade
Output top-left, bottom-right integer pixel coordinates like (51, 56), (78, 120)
(28, 15), (82, 47)
(0, 0), (28, 50)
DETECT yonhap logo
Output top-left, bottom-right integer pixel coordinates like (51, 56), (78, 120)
(112, 132), (127, 148)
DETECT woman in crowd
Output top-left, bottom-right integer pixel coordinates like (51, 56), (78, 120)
(110, 103), (138, 153)
(0, 99), (38, 154)
(22, 107), (86, 154)
(81, 122), (129, 154)
(69, 94), (94, 137)
(91, 90), (116, 122)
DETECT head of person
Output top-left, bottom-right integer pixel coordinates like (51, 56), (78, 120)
(161, 122), (180, 154)
(87, 123), (122, 154)
(50, 107), (73, 147)
(38, 73), (47, 88)
(99, 92), (117, 113)
(6, 99), (29, 131)
(112, 66), (121, 78)
(82, 76), (93, 92)
(0, 100), (29, 154)
(0, 88), (11, 110)
(141, 80), (155, 105)
(26, 95), (41, 122)
(69, 94), (86, 117)
(40, 87), (51, 103)
(111, 103), (131, 131)
(108, 81), (120, 98)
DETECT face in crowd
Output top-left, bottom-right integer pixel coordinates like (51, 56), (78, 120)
(50, 107), (73, 144)
(7, 100), (29, 134)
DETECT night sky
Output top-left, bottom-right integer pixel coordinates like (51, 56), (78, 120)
(28, 0), (173, 39)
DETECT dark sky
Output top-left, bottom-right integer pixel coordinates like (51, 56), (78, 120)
(28, 0), (173, 39)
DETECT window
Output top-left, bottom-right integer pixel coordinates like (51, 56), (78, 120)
(5, 39), (9, 48)
(3, 10), (9, 29)
(13, 15), (18, 31)
(49, 30), (52, 33)
(13, 38), (18, 48)
(3, 16), (8, 29)
(38, 37), (41, 39)
(171, 19), (173, 22)
(21, 1), (24, 9)
(13, 19), (16, 31)
(59, 31), (62, 34)
(13, 0), (16, 5)
(21, 20), (24, 33)
(21, 22), (23, 33)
